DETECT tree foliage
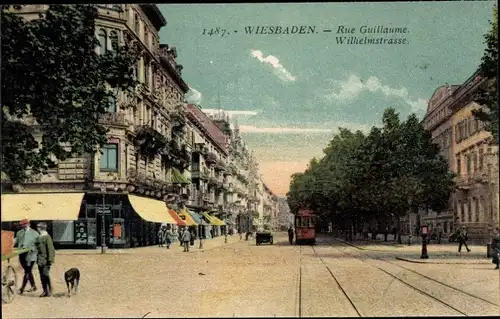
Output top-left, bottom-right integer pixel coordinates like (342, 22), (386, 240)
(473, 6), (498, 145)
(286, 108), (456, 235)
(1, 5), (140, 183)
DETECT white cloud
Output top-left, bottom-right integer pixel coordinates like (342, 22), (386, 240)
(185, 87), (202, 104)
(202, 109), (260, 119)
(251, 50), (296, 82)
(239, 121), (372, 134)
(324, 74), (428, 112)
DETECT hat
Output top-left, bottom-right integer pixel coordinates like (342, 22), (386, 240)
(19, 219), (29, 226)
(37, 222), (48, 230)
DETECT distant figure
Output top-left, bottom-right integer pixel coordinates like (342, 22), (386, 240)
(181, 227), (191, 252)
(491, 228), (500, 269)
(288, 227), (294, 245)
(165, 227), (174, 249)
(457, 226), (471, 252)
(157, 226), (165, 247)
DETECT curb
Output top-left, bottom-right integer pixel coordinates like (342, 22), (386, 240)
(395, 256), (491, 265)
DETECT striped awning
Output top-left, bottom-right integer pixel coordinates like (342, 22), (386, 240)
(168, 209), (186, 226)
(202, 212), (225, 226)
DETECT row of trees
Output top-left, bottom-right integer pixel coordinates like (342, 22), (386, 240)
(287, 6), (497, 242)
(2, 5), (139, 184)
(286, 109), (456, 242)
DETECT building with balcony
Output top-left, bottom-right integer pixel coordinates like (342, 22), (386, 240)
(261, 182), (278, 231)
(404, 71), (499, 242)
(2, 4), (193, 249)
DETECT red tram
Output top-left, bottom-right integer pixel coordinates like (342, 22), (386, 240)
(294, 209), (317, 245)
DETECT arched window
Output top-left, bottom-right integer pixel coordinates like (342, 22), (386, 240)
(98, 29), (107, 54)
(109, 31), (119, 51)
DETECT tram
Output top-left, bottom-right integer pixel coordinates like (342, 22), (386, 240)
(294, 209), (317, 245)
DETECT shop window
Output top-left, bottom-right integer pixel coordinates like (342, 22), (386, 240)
(98, 29), (107, 54)
(100, 144), (118, 171)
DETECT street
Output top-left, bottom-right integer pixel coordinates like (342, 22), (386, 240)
(2, 233), (499, 318)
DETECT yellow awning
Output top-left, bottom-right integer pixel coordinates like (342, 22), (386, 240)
(202, 212), (225, 226)
(178, 209), (197, 226)
(210, 215), (226, 226)
(1, 193), (84, 222)
(128, 195), (176, 224)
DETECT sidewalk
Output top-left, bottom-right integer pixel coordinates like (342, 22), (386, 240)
(57, 233), (242, 255)
(334, 237), (493, 265)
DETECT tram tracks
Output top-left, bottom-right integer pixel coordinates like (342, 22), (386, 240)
(333, 243), (499, 316)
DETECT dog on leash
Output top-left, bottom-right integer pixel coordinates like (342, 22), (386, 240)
(64, 268), (80, 297)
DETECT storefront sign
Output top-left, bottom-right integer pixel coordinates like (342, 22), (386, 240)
(52, 221), (75, 243)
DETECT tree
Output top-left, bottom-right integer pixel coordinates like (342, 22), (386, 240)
(1, 5), (139, 183)
(473, 6), (498, 144)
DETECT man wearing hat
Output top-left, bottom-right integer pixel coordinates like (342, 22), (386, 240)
(14, 218), (39, 294)
(34, 222), (55, 297)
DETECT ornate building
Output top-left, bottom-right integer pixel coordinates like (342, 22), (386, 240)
(403, 71), (499, 242)
(2, 4), (193, 248)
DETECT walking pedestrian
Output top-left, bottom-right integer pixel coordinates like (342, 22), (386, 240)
(165, 227), (173, 249)
(457, 226), (471, 252)
(288, 227), (294, 245)
(34, 222), (55, 297)
(181, 227), (191, 252)
(158, 226), (165, 247)
(14, 219), (39, 294)
(491, 228), (500, 269)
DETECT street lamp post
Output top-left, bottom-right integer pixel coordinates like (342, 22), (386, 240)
(100, 184), (107, 254)
(420, 224), (429, 259)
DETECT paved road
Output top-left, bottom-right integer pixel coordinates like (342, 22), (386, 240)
(2, 233), (499, 318)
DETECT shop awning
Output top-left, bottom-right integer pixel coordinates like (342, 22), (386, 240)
(128, 195), (176, 224)
(168, 209), (186, 226)
(188, 210), (207, 225)
(1, 193), (84, 222)
(178, 209), (197, 226)
(210, 215), (226, 226)
(171, 168), (190, 185)
(202, 212), (225, 226)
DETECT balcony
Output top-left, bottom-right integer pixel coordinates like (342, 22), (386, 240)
(99, 112), (128, 127)
(205, 152), (218, 165)
(455, 171), (489, 190)
(193, 143), (209, 155)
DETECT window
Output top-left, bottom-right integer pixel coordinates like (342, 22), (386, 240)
(134, 14), (140, 34)
(456, 157), (461, 175)
(455, 124), (460, 142)
(145, 30), (149, 48)
(144, 59), (150, 87)
(467, 199), (472, 222)
(461, 201), (465, 222)
(110, 31), (119, 51)
(133, 61), (138, 80)
(100, 144), (118, 171)
(473, 152), (478, 171)
(466, 154), (471, 173)
(98, 29), (107, 54)
(107, 95), (116, 113)
(464, 120), (469, 138)
(479, 148), (484, 171)
(475, 198), (480, 222)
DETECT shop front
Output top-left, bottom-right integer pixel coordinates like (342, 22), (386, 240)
(187, 210), (208, 239)
(1, 192), (179, 249)
(178, 208), (198, 239)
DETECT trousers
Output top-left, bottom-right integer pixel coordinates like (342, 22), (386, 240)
(19, 253), (36, 291)
(38, 265), (52, 294)
(183, 241), (190, 252)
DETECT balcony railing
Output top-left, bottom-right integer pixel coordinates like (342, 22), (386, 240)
(99, 112), (128, 126)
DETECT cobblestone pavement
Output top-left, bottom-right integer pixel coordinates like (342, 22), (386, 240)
(2, 234), (499, 318)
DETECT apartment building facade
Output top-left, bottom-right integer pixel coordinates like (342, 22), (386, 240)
(2, 4), (194, 248)
(406, 71), (499, 242)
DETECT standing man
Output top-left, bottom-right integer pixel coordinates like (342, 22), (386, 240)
(14, 219), (39, 294)
(288, 226), (294, 245)
(157, 225), (165, 247)
(181, 227), (191, 252)
(491, 228), (500, 269)
(34, 222), (55, 297)
(457, 226), (471, 252)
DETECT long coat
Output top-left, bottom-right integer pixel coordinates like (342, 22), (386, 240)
(14, 228), (39, 263)
(35, 234), (55, 267)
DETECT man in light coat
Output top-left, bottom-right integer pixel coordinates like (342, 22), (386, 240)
(181, 227), (191, 252)
(14, 218), (39, 294)
(35, 222), (55, 297)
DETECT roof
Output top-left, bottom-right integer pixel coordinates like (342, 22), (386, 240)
(187, 104), (229, 155)
(139, 5), (166, 30)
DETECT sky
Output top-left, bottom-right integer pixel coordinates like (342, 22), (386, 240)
(159, 1), (495, 195)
